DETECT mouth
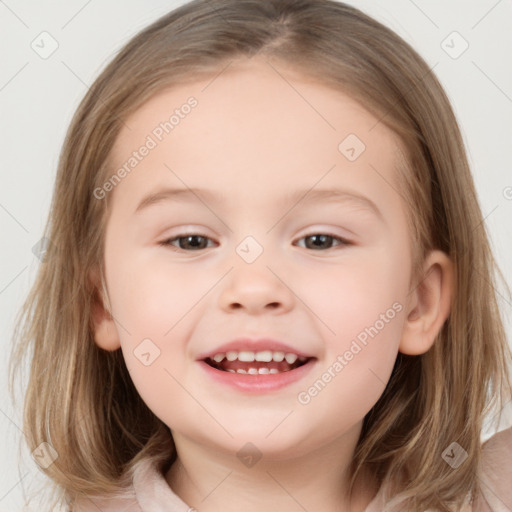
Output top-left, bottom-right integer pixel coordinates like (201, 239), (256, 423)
(203, 350), (313, 374)
(197, 339), (317, 392)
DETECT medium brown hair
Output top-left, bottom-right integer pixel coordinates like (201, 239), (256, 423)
(9, 1), (512, 510)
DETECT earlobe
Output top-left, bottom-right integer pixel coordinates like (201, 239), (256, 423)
(89, 268), (121, 351)
(399, 250), (454, 356)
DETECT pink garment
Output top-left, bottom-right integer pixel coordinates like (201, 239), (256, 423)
(72, 427), (512, 512)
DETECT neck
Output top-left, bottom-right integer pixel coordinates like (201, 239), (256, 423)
(165, 423), (379, 512)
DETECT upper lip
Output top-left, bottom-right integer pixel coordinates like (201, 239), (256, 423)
(197, 338), (314, 360)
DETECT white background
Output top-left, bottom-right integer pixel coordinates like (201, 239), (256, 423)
(1, 0), (511, 510)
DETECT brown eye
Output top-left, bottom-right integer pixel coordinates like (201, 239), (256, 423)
(296, 233), (351, 250)
(160, 234), (215, 251)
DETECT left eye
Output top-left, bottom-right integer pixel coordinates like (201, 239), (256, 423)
(294, 233), (351, 250)
(159, 232), (351, 252)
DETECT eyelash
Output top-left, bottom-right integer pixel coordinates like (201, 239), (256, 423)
(158, 232), (352, 252)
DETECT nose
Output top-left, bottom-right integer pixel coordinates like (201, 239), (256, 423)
(218, 259), (295, 315)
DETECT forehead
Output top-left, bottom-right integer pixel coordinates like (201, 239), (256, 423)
(108, 57), (403, 212)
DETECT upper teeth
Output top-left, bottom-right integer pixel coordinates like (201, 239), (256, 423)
(212, 351), (304, 364)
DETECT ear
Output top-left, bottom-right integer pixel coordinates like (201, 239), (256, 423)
(89, 267), (121, 351)
(399, 250), (454, 355)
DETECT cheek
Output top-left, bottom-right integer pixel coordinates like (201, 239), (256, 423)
(294, 305), (404, 448)
(106, 251), (205, 339)
(109, 261), (200, 427)
(121, 352), (193, 430)
(304, 245), (409, 337)
(295, 247), (408, 408)
(105, 254), (203, 404)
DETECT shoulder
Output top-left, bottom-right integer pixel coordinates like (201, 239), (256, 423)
(69, 456), (190, 512)
(473, 425), (512, 511)
(69, 462), (144, 511)
(71, 493), (141, 512)
(369, 429), (512, 512)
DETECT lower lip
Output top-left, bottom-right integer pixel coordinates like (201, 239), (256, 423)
(198, 359), (316, 393)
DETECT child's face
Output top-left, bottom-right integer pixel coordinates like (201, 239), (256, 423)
(99, 57), (415, 459)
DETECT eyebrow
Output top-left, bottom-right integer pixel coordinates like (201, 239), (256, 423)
(134, 186), (383, 221)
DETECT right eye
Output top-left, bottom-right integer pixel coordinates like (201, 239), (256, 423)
(159, 233), (217, 251)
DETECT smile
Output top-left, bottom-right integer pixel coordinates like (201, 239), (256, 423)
(204, 350), (309, 374)
(199, 350), (316, 393)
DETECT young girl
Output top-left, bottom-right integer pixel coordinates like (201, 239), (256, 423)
(9, 0), (512, 511)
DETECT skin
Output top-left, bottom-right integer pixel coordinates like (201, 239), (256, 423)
(92, 55), (453, 512)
